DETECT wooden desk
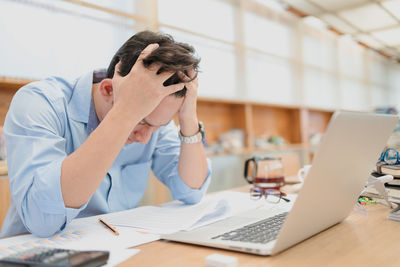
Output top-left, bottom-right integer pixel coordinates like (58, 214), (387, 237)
(0, 160), (7, 177)
(119, 191), (400, 267)
(0, 176), (10, 229)
(2, 187), (399, 266)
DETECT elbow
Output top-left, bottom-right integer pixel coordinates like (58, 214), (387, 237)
(179, 191), (205, 205)
(27, 225), (61, 238)
(20, 197), (66, 237)
(23, 213), (66, 237)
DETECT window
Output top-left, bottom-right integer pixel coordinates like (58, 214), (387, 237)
(0, 0), (134, 79)
(0, 0), (398, 111)
(244, 12), (293, 58)
(246, 51), (294, 104)
(304, 68), (338, 109)
(302, 33), (336, 70)
(160, 27), (237, 99)
(340, 79), (369, 111)
(338, 37), (365, 79)
(158, 0), (235, 43)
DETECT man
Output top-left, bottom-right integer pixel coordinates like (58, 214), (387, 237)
(1, 31), (211, 237)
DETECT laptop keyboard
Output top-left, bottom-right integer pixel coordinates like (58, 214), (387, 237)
(211, 212), (288, 244)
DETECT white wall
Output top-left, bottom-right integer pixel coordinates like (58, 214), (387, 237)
(0, 0), (398, 111)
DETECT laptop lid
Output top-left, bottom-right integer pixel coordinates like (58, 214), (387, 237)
(271, 111), (398, 254)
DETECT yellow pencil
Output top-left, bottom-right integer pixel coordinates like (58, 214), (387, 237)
(98, 218), (119, 236)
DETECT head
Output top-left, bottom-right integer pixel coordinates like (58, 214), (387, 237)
(95, 31), (200, 144)
(107, 30), (200, 97)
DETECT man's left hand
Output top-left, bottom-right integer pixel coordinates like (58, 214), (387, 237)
(178, 69), (199, 136)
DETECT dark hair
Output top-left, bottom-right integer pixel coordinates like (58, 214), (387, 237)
(107, 31), (200, 97)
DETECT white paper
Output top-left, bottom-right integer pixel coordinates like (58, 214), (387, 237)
(63, 216), (160, 250)
(0, 191), (295, 259)
(100, 191), (295, 234)
(104, 248), (140, 267)
(101, 195), (227, 234)
(0, 215), (159, 259)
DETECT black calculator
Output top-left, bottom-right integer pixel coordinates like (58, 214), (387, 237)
(0, 246), (109, 267)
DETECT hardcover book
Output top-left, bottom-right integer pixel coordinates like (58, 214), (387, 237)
(374, 163), (400, 178)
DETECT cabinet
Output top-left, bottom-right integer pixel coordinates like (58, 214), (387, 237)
(0, 77), (334, 153)
(0, 77), (34, 125)
(196, 97), (333, 155)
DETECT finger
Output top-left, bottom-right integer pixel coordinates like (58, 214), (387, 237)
(186, 68), (197, 79)
(146, 62), (164, 74)
(159, 70), (177, 83)
(164, 82), (185, 95)
(113, 61), (122, 78)
(177, 71), (191, 83)
(178, 70), (198, 84)
(137, 43), (159, 63)
(177, 70), (187, 79)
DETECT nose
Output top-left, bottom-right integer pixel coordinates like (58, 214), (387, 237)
(134, 126), (153, 144)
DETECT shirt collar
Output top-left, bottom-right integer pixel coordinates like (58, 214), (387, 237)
(68, 71), (93, 123)
(87, 98), (100, 135)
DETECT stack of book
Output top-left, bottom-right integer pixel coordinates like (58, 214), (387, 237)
(375, 163), (400, 178)
(388, 205), (400, 221)
(369, 163), (400, 201)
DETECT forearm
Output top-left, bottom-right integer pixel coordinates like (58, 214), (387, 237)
(178, 142), (208, 189)
(61, 105), (139, 208)
(178, 118), (208, 189)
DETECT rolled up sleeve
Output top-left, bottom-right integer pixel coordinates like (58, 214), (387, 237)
(151, 121), (212, 205)
(5, 87), (86, 237)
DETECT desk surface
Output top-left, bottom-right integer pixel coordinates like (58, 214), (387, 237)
(119, 190), (400, 267)
(0, 160), (6, 176)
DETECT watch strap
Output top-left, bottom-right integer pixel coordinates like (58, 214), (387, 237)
(178, 121), (204, 144)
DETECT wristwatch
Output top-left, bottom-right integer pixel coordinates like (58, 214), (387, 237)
(178, 121), (205, 144)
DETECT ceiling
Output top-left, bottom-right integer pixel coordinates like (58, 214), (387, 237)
(278, 0), (400, 62)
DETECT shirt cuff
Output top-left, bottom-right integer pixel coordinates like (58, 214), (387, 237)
(31, 158), (87, 224)
(170, 158), (212, 205)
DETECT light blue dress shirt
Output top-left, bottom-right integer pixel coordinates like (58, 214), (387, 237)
(1, 71), (211, 238)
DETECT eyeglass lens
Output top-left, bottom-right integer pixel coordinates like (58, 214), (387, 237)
(250, 187), (262, 200)
(384, 149), (399, 165)
(250, 188), (283, 203)
(264, 189), (282, 203)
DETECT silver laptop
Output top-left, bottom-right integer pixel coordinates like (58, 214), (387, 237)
(162, 111), (398, 255)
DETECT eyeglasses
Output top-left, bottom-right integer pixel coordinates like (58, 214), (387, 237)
(250, 187), (290, 203)
(379, 148), (400, 165)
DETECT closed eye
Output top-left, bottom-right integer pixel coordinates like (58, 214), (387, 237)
(139, 118), (171, 127)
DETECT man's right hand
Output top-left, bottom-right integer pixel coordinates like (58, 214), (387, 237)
(111, 43), (185, 121)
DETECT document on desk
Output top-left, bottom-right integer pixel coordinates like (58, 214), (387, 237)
(0, 215), (159, 261)
(0, 192), (295, 260)
(0, 229), (141, 267)
(101, 191), (295, 234)
(100, 195), (227, 234)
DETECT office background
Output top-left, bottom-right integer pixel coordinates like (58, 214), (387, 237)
(1, 0), (400, 220)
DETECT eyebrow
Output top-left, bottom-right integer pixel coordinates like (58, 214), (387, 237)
(141, 118), (171, 127)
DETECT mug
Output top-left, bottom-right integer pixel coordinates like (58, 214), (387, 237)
(297, 164), (311, 183)
(244, 157), (285, 189)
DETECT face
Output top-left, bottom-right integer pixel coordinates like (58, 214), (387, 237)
(126, 95), (184, 144)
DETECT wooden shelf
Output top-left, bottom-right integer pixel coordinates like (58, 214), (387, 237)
(197, 98), (333, 153)
(0, 160), (7, 176)
(0, 77), (334, 157)
(0, 77), (33, 125)
(0, 77), (33, 91)
(205, 143), (317, 157)
(197, 100), (247, 144)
